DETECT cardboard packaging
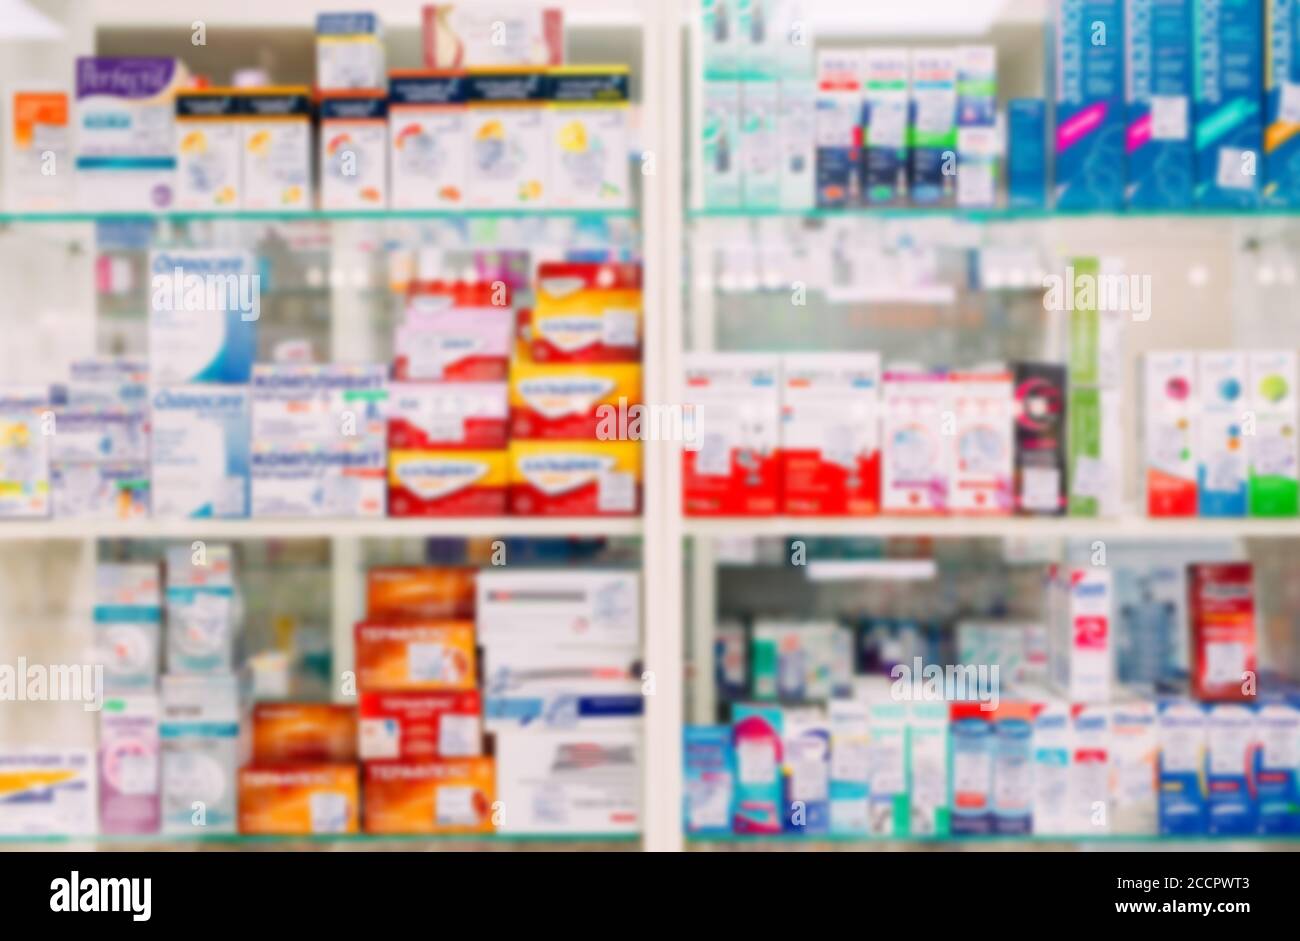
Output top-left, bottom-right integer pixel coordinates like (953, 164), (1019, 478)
(531, 262), (642, 364)
(358, 690), (483, 761)
(389, 70), (467, 209)
(684, 725), (735, 836)
(1158, 697), (1208, 834)
(365, 567), (476, 620)
(238, 765), (360, 835)
(0, 749), (96, 836)
(509, 361), (642, 440)
(465, 68), (549, 209)
(1246, 350), (1299, 516)
(250, 703), (358, 765)
(0, 387), (50, 518)
(354, 620), (478, 692)
(148, 249), (258, 384)
(1143, 351), (1197, 516)
(948, 365), (1014, 514)
(482, 645), (642, 730)
(320, 90), (388, 209)
(507, 439), (641, 516)
(1014, 364), (1068, 516)
(1194, 0), (1263, 207)
(99, 695), (160, 835)
(1125, 0), (1194, 208)
(150, 386), (250, 520)
(495, 729), (639, 834)
(1196, 350), (1248, 516)
(316, 12), (386, 90)
(475, 569), (639, 649)
(394, 283), (513, 382)
(363, 757), (496, 834)
(861, 48), (910, 205)
(4, 86), (71, 211)
(160, 674), (239, 834)
(387, 449), (509, 516)
(548, 66), (631, 209)
(164, 543), (235, 675)
(881, 365), (948, 514)
(95, 563), (162, 691)
(909, 49), (957, 205)
(1049, 565), (1113, 703)
(814, 50), (862, 208)
(175, 89), (242, 211)
(1187, 562), (1256, 701)
(1052, 1), (1125, 209)
(422, 4), (564, 68)
(388, 382), (508, 451)
(241, 88), (312, 211)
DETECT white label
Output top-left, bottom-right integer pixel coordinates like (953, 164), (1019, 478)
(1149, 95), (1188, 141)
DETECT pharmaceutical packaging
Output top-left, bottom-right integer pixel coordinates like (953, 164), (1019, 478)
(148, 249), (258, 385)
(956, 46), (998, 207)
(1254, 693), (1300, 833)
(1067, 386), (1123, 518)
(363, 757), (496, 834)
(64, 357), (148, 410)
(814, 50), (862, 209)
(702, 81), (741, 207)
(716, 619), (749, 702)
(549, 66), (631, 210)
(241, 87), (312, 211)
(175, 89), (241, 211)
(1064, 259), (1126, 389)
(422, 4), (564, 69)
(1116, 568), (1183, 685)
(991, 704), (1034, 835)
(1031, 699), (1072, 835)
(1069, 703), (1111, 834)
(150, 385), (250, 520)
(778, 77), (817, 209)
(251, 439), (387, 518)
(476, 569), (639, 649)
(483, 645), (641, 730)
(532, 262), (642, 364)
(741, 79), (781, 208)
(1187, 562), (1256, 701)
(701, 0), (738, 78)
(909, 701), (950, 837)
(95, 563), (161, 691)
(1158, 697), (1207, 834)
(495, 728), (640, 835)
(251, 363), (388, 442)
(49, 406), (147, 465)
(881, 365), (948, 514)
(387, 448), (508, 516)
(394, 288), (513, 382)
(685, 725), (735, 836)
(864, 682), (908, 837)
(731, 704), (783, 833)
(0, 749), (95, 836)
(861, 49), (910, 205)
(353, 620), (478, 692)
(1052, 2), (1126, 210)
(1195, 0), (1264, 205)
(1109, 699), (1158, 834)
(4, 86), (71, 211)
(781, 709), (830, 834)
(1125, 0), (1194, 208)
(950, 703), (993, 835)
(1048, 565), (1113, 703)
(947, 365), (1014, 514)
(1246, 349), (1299, 516)
(1196, 350), (1247, 516)
(160, 674), (239, 835)
(751, 619), (833, 701)
(779, 353), (880, 516)
(1143, 351), (1197, 516)
(465, 68), (548, 208)
(509, 361), (642, 440)
(238, 765), (359, 835)
(387, 382), (507, 452)
(1008, 98), (1047, 209)
(507, 439), (640, 516)
(50, 461), (146, 519)
(389, 71), (468, 209)
(908, 49), (957, 205)
(0, 387), (50, 518)
(99, 695), (160, 835)
(358, 690), (482, 761)
(316, 12), (385, 90)
(365, 566), (476, 620)
(737, 0), (782, 78)
(1265, 0), (1300, 206)
(75, 58), (184, 211)
(320, 91), (388, 209)
(250, 703), (358, 765)
(1205, 702), (1256, 834)
(164, 543), (235, 675)
(828, 697), (869, 834)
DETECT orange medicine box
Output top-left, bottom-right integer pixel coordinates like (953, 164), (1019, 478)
(358, 690), (482, 761)
(251, 703), (358, 764)
(238, 764), (359, 835)
(531, 262), (642, 363)
(354, 620), (478, 692)
(509, 360), (642, 439)
(366, 567), (476, 619)
(388, 449), (508, 516)
(507, 440), (640, 516)
(363, 757), (496, 834)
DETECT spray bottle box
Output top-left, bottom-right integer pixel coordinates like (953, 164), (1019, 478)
(99, 695), (160, 835)
(741, 80), (780, 208)
(160, 674), (239, 835)
(388, 71), (467, 209)
(1143, 351), (1197, 516)
(465, 69), (549, 209)
(1254, 694), (1300, 833)
(150, 386), (250, 520)
(1068, 386), (1123, 518)
(1013, 362), (1068, 516)
(1197, 350), (1248, 516)
(684, 725), (735, 836)
(1206, 702), (1257, 834)
(881, 366), (948, 514)
(948, 365), (1014, 514)
(1158, 697), (1207, 833)
(731, 703), (783, 833)
(1125, 0), (1194, 208)
(1110, 699), (1159, 834)
(956, 46), (998, 207)
(1187, 562), (1256, 701)
(780, 353), (880, 515)
(908, 49), (957, 205)
(828, 697), (870, 834)
(320, 91), (388, 209)
(737, 0), (782, 79)
(1008, 98), (1048, 209)
(703, 80), (741, 208)
(1265, 0), (1300, 206)
(781, 708), (830, 834)
(1195, 0), (1263, 207)
(175, 89), (242, 211)
(1031, 699), (1072, 835)
(949, 702), (993, 835)
(1049, 566), (1113, 703)
(814, 50), (862, 208)
(909, 701), (950, 837)
(1053, 1), (1126, 209)
(548, 66), (630, 210)
(861, 48), (910, 205)
(778, 77), (817, 209)
(1246, 349), (1299, 516)
(241, 88), (312, 211)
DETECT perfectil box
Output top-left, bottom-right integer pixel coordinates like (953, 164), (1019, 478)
(4, 86), (71, 212)
(1246, 349), (1299, 516)
(1125, 0), (1194, 208)
(703, 80), (741, 208)
(388, 382), (507, 451)
(861, 48), (910, 205)
(99, 695), (160, 835)
(909, 49), (957, 205)
(465, 68), (548, 208)
(683, 354), (781, 516)
(354, 620), (478, 692)
(531, 262), (642, 364)
(731, 704), (783, 833)
(1197, 350), (1248, 516)
(363, 758), (496, 834)
(956, 46), (999, 207)
(549, 66), (630, 210)
(165, 543), (235, 675)
(507, 439), (640, 516)
(74, 57), (183, 211)
(948, 365), (1014, 515)
(387, 449), (508, 516)
(1049, 565), (1113, 703)
(495, 729), (640, 835)
(160, 674), (239, 835)
(1206, 702), (1257, 834)
(238, 765), (359, 835)
(251, 703), (358, 765)
(148, 249), (258, 385)
(779, 353), (881, 515)
(1143, 351), (1197, 516)
(475, 569), (639, 649)
(0, 387), (50, 518)
(1053, 1), (1126, 210)
(358, 690), (482, 761)
(741, 79), (781, 209)
(175, 88), (241, 211)
(483, 645), (642, 730)
(389, 71), (468, 209)
(1110, 699), (1159, 834)
(0, 749), (95, 836)
(365, 566), (476, 620)
(1265, 0), (1300, 207)
(150, 386), (250, 520)
(881, 365), (948, 514)
(684, 725), (735, 837)
(1187, 562), (1257, 701)
(241, 87), (312, 211)
(509, 361), (641, 440)
(1158, 697), (1208, 834)
(95, 563), (161, 691)
(1195, 0), (1263, 207)
(394, 285), (513, 382)
(316, 12), (385, 91)
(320, 90), (388, 209)
(814, 50), (862, 209)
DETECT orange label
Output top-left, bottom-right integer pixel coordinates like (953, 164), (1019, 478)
(354, 620), (478, 692)
(238, 765), (359, 835)
(366, 567), (476, 620)
(13, 92), (68, 149)
(363, 758), (496, 834)
(251, 703), (358, 765)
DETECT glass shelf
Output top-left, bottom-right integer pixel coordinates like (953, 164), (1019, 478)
(0, 832), (641, 845)
(687, 833), (1300, 844)
(0, 208), (639, 225)
(688, 206), (1300, 223)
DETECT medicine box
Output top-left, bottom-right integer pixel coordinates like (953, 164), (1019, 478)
(423, 4), (564, 69)
(1048, 565), (1113, 703)
(1246, 349), (1299, 516)
(531, 262), (642, 364)
(465, 68), (549, 209)
(4, 86), (71, 212)
(509, 362), (641, 440)
(164, 542), (235, 675)
(387, 448), (508, 516)
(495, 729), (639, 835)
(1194, 0), (1263, 207)
(475, 569), (639, 649)
(548, 66), (631, 210)
(0, 749), (96, 836)
(160, 674), (239, 835)
(1052, 2), (1126, 209)
(147, 249), (258, 385)
(814, 50), (862, 209)
(861, 48), (910, 206)
(388, 70), (468, 209)
(250, 703), (358, 765)
(238, 765), (360, 835)
(358, 690), (482, 761)
(251, 438), (387, 518)
(482, 645), (642, 730)
(316, 12), (386, 91)
(1125, 0), (1194, 208)
(99, 695), (160, 835)
(0, 386), (51, 518)
(909, 49), (957, 205)
(175, 89), (242, 211)
(388, 382), (508, 451)
(365, 566), (476, 620)
(354, 620), (478, 692)
(150, 385), (250, 520)
(320, 91), (388, 209)
(507, 439), (641, 516)
(1143, 351), (1197, 516)
(948, 365), (1014, 514)
(241, 87), (312, 211)
(881, 365), (948, 514)
(95, 562), (161, 690)
(1196, 350), (1247, 516)
(363, 758), (496, 834)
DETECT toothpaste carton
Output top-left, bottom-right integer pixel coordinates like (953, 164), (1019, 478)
(1187, 562), (1256, 701)
(731, 703), (784, 833)
(75, 58), (184, 211)
(1031, 698), (1073, 835)
(684, 354), (781, 515)
(354, 620), (477, 692)
(1254, 693), (1300, 833)
(147, 249), (258, 384)
(388, 449), (508, 516)
(388, 382), (507, 451)
(991, 703), (1034, 835)
(422, 4), (564, 69)
(251, 439), (387, 518)
(1143, 351), (1197, 516)
(175, 89), (242, 211)
(1246, 349), (1299, 516)
(95, 563), (161, 690)
(1125, 0), (1194, 208)
(1265, 0), (1300, 206)
(466, 68), (549, 208)
(0, 387), (50, 518)
(507, 439), (640, 516)
(316, 12), (386, 91)
(395, 284), (513, 382)
(549, 66), (630, 209)
(99, 695), (160, 835)
(1068, 386), (1123, 518)
(1008, 98), (1048, 209)
(363, 757), (496, 834)
(150, 386), (250, 520)
(703, 80), (741, 207)
(1053, 1), (1126, 209)
(483, 645), (642, 730)
(495, 728), (639, 835)
(948, 365), (1014, 514)
(1014, 363), (1068, 515)
(366, 566), (475, 620)
(828, 697), (870, 834)
(359, 690), (482, 761)
(1158, 697), (1208, 834)
(909, 49), (957, 205)
(531, 262), (642, 364)
(1110, 699), (1159, 834)
(1196, 350), (1248, 516)
(956, 45), (998, 207)
(861, 48), (910, 205)
(320, 90), (388, 209)
(778, 77), (817, 209)
(741, 79), (781, 208)
(684, 725), (735, 837)
(160, 674), (239, 835)
(780, 353), (881, 515)
(1049, 565), (1113, 703)
(165, 543), (235, 675)
(238, 765), (359, 835)
(950, 702), (994, 835)
(476, 569), (638, 649)
(251, 703), (358, 765)
(1195, 0), (1263, 207)
(4, 86), (71, 211)
(251, 363), (389, 442)
(389, 71), (468, 209)
(909, 700), (951, 837)
(242, 88), (312, 211)
(815, 50), (862, 208)
(0, 749), (96, 836)
(781, 708), (830, 834)
(1069, 703), (1111, 835)
(510, 362), (642, 440)
(881, 365), (948, 514)
(1206, 701), (1257, 834)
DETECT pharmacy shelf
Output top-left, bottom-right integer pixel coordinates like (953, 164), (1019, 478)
(0, 208), (638, 225)
(682, 516), (1300, 540)
(0, 832), (640, 846)
(687, 833), (1300, 845)
(688, 206), (1300, 223)
(0, 517), (643, 542)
